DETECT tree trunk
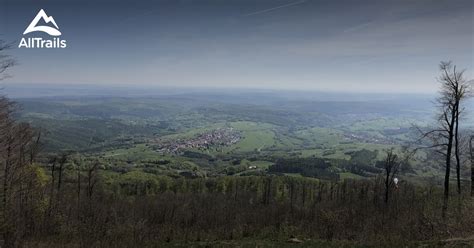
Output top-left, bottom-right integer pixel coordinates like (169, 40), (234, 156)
(454, 103), (461, 194)
(443, 110), (456, 218)
(470, 136), (474, 197)
(384, 171), (390, 204)
(469, 136), (474, 197)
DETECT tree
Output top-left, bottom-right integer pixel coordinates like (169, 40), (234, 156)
(421, 61), (470, 217)
(382, 149), (399, 204)
(0, 41), (16, 81)
(381, 147), (414, 204)
(422, 62), (469, 217)
(438, 62), (467, 200)
(86, 160), (99, 200)
(470, 136), (474, 197)
(448, 63), (471, 195)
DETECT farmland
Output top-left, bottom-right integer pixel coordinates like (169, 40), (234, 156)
(13, 91), (443, 182)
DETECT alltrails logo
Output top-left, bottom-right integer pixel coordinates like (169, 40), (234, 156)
(19, 9), (67, 48)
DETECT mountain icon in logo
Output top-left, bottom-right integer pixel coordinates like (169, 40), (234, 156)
(23, 9), (61, 36)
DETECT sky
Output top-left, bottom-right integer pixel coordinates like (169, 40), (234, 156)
(0, 0), (473, 93)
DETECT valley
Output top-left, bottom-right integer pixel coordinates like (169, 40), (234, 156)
(15, 91), (441, 182)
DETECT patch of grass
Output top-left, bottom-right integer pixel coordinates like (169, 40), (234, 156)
(102, 144), (163, 161)
(339, 172), (364, 180)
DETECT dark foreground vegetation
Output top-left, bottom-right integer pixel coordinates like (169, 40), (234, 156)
(7, 169), (474, 247)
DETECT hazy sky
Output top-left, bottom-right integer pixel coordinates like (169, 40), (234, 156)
(1, 0), (473, 93)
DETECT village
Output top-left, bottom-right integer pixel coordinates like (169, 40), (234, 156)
(153, 128), (242, 154)
(343, 131), (399, 145)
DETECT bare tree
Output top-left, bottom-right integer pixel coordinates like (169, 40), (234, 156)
(420, 61), (470, 217)
(448, 64), (471, 195)
(383, 148), (399, 204)
(0, 41), (16, 81)
(381, 147), (414, 204)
